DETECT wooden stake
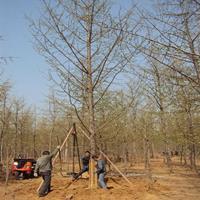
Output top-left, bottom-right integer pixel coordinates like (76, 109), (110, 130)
(100, 151), (132, 186)
(89, 159), (97, 188)
(89, 159), (93, 188)
(94, 162), (98, 188)
(53, 127), (74, 165)
(78, 126), (133, 187)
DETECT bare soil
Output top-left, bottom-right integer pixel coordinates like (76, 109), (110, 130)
(0, 158), (200, 200)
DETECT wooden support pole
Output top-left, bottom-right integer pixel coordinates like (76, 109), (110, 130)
(89, 158), (97, 188)
(72, 132), (75, 174)
(78, 126), (133, 187)
(53, 127), (74, 165)
(74, 127), (81, 171)
(100, 151), (132, 186)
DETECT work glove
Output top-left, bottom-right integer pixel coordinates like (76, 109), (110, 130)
(34, 172), (38, 177)
(57, 145), (60, 149)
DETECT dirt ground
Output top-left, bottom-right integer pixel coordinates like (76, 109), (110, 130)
(0, 158), (200, 200)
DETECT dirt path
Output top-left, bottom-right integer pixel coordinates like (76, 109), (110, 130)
(0, 159), (200, 200)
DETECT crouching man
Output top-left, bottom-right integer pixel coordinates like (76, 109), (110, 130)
(73, 151), (90, 180)
(34, 146), (60, 197)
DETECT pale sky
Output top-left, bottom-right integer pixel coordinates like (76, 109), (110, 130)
(0, 0), (153, 108)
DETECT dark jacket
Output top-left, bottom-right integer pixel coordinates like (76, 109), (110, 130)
(82, 155), (90, 167)
(34, 148), (59, 173)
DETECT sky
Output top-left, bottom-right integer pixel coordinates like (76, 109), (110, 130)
(0, 0), (49, 108)
(0, 0), (152, 109)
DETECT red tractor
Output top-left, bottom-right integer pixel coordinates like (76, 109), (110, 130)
(11, 158), (36, 179)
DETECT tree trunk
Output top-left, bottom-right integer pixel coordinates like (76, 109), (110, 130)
(0, 137), (3, 163)
(144, 137), (150, 170)
(86, 7), (97, 188)
(33, 134), (36, 158)
(20, 125), (23, 154)
(49, 129), (53, 152)
(187, 110), (196, 169)
(160, 110), (171, 168)
(5, 147), (10, 186)
(144, 132), (152, 182)
(150, 142), (154, 159)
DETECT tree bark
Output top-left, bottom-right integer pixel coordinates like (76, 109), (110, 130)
(86, 7), (97, 188)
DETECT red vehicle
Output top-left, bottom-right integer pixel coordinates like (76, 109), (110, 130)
(11, 158), (36, 179)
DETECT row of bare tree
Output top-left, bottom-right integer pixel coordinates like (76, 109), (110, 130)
(0, 0), (199, 174)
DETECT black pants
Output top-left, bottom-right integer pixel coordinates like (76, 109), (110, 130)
(74, 165), (88, 179)
(39, 171), (51, 196)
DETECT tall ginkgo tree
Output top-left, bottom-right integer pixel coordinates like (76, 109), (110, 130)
(30, 0), (142, 187)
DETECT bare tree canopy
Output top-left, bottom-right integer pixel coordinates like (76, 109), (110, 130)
(30, 0), (142, 154)
(138, 0), (200, 93)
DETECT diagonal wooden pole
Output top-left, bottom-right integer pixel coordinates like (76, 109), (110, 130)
(73, 123), (81, 172)
(100, 151), (132, 186)
(53, 127), (74, 165)
(36, 127), (74, 193)
(77, 126), (133, 186)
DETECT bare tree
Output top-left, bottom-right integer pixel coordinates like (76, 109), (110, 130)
(134, 0), (200, 169)
(140, 0), (200, 93)
(30, 0), (141, 171)
(12, 98), (25, 157)
(0, 82), (12, 163)
(0, 36), (13, 66)
(48, 91), (58, 152)
(172, 79), (199, 169)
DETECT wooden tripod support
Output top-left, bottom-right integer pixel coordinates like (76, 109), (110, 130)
(78, 126), (133, 187)
(36, 123), (133, 193)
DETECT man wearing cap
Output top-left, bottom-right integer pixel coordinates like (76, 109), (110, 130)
(34, 146), (60, 197)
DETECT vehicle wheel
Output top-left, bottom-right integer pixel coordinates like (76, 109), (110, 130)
(31, 172), (34, 178)
(22, 173), (27, 179)
(24, 173), (33, 179)
(26, 174), (32, 179)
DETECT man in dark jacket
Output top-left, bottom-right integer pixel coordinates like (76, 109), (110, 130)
(34, 146), (60, 197)
(73, 151), (90, 180)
